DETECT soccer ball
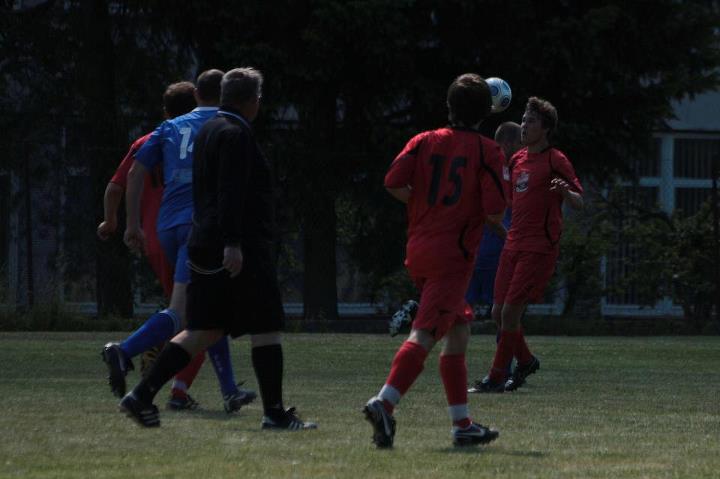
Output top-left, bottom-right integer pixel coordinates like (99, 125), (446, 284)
(486, 77), (512, 113)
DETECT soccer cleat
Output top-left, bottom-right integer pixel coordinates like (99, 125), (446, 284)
(261, 407), (317, 431)
(505, 356), (540, 392)
(119, 393), (160, 427)
(389, 300), (419, 337)
(101, 342), (134, 398)
(167, 393), (200, 411)
(140, 344), (164, 379)
(452, 422), (500, 447)
(467, 376), (505, 394)
(363, 397), (396, 448)
(223, 384), (258, 413)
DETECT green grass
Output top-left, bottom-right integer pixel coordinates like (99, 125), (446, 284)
(0, 333), (718, 478)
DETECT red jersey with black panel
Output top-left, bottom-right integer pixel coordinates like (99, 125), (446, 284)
(384, 127), (507, 278)
(505, 147), (583, 254)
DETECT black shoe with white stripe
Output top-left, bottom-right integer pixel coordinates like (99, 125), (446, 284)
(261, 407), (317, 431)
(119, 393), (160, 427)
(101, 342), (134, 398)
(363, 397), (396, 448)
(224, 383), (258, 413)
(505, 356), (540, 392)
(452, 422), (499, 447)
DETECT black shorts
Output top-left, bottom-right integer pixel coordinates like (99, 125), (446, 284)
(186, 257), (285, 338)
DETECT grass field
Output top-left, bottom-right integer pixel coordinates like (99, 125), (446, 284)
(1, 332), (718, 478)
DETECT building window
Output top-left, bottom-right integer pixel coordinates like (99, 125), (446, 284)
(673, 139), (720, 179)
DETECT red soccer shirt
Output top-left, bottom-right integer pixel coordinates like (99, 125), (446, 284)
(505, 147), (583, 254)
(385, 127), (507, 277)
(110, 133), (164, 257)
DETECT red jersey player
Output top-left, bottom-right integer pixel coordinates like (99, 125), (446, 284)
(97, 81), (207, 409)
(471, 97), (584, 394)
(364, 74), (506, 448)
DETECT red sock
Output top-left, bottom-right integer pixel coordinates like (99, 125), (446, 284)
(173, 351), (206, 391)
(489, 330), (515, 383)
(440, 354), (471, 428)
(382, 341), (428, 413)
(513, 328), (533, 365)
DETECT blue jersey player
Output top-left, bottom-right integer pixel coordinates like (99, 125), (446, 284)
(102, 70), (255, 414)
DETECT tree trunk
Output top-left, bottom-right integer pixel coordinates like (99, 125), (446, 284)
(302, 193), (338, 321)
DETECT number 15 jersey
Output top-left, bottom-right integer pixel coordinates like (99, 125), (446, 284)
(384, 127), (507, 278)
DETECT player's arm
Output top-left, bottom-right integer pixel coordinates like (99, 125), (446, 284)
(97, 182), (124, 240)
(98, 146), (136, 240)
(550, 151), (584, 210)
(124, 160), (148, 253)
(386, 185), (412, 204)
(384, 133), (424, 204)
(485, 214), (507, 240)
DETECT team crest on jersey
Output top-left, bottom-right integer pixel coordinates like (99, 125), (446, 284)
(515, 171), (530, 193)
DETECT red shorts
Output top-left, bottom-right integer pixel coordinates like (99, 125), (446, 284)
(412, 272), (474, 340)
(145, 235), (174, 298)
(493, 249), (557, 305)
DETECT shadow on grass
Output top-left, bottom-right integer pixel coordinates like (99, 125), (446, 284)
(437, 446), (545, 457)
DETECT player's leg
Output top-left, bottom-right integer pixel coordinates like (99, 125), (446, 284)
(441, 321), (499, 446)
(365, 276), (446, 448)
(120, 328), (224, 427)
(101, 281), (185, 398)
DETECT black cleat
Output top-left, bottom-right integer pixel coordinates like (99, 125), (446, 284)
(363, 397), (396, 448)
(389, 300), (419, 337)
(101, 342), (134, 398)
(261, 407), (317, 431)
(452, 422), (500, 447)
(167, 393), (200, 411)
(223, 383), (258, 413)
(468, 376), (505, 394)
(505, 356), (540, 391)
(119, 393), (160, 427)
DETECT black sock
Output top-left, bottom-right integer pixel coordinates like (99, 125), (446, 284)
(133, 342), (191, 404)
(251, 343), (284, 415)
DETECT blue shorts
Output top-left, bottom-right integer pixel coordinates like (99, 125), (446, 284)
(157, 224), (192, 284)
(465, 253), (501, 305)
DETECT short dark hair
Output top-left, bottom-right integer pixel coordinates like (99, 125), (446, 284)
(220, 67), (263, 106)
(494, 121), (521, 144)
(525, 96), (558, 137)
(447, 73), (492, 126)
(196, 69), (224, 103)
(163, 81), (196, 118)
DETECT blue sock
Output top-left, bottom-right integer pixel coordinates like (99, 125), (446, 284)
(119, 309), (180, 358)
(207, 336), (237, 397)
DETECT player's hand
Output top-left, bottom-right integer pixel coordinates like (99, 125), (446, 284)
(123, 226), (146, 255)
(97, 219), (117, 241)
(550, 177), (571, 196)
(223, 245), (243, 278)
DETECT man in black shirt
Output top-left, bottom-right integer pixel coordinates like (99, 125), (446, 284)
(119, 67), (316, 431)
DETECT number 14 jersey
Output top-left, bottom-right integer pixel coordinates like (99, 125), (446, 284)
(384, 127), (507, 278)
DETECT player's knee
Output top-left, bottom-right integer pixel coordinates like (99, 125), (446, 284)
(408, 328), (436, 351)
(251, 331), (281, 348)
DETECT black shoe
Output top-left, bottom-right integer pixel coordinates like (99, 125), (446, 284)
(223, 383), (258, 413)
(363, 397), (396, 448)
(505, 356), (540, 392)
(468, 376), (505, 394)
(167, 393), (200, 411)
(101, 343), (134, 398)
(388, 300), (419, 337)
(452, 422), (500, 446)
(261, 407), (317, 430)
(119, 393), (160, 427)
